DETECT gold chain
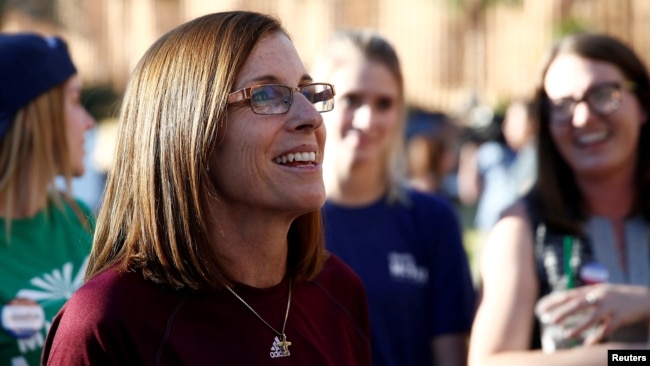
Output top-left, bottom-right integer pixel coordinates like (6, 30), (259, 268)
(226, 278), (292, 355)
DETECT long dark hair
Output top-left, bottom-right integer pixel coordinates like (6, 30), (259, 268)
(530, 32), (650, 234)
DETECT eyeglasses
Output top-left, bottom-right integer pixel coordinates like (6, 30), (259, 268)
(227, 83), (335, 115)
(547, 81), (634, 125)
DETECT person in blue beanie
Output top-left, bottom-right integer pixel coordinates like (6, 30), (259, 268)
(0, 33), (95, 366)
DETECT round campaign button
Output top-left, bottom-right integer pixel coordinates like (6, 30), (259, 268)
(1, 298), (45, 339)
(579, 261), (609, 285)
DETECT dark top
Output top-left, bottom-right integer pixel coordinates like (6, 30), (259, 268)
(42, 255), (371, 365)
(323, 190), (475, 366)
(527, 195), (649, 349)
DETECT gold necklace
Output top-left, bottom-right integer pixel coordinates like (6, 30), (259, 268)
(226, 278), (292, 355)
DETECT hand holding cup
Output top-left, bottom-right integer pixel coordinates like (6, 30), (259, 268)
(536, 284), (650, 350)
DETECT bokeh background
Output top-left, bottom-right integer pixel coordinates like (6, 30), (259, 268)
(2, 0), (649, 277)
(3, 0), (649, 117)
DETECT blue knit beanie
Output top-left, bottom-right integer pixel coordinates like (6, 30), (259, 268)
(0, 33), (77, 140)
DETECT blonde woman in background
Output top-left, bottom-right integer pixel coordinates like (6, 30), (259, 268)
(313, 29), (475, 366)
(0, 33), (95, 365)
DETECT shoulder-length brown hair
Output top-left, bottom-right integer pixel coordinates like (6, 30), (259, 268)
(86, 11), (327, 290)
(530, 33), (650, 234)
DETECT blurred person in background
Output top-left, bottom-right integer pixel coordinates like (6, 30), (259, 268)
(458, 97), (538, 235)
(43, 11), (371, 365)
(469, 32), (650, 366)
(56, 127), (105, 214)
(457, 97), (537, 286)
(406, 113), (460, 198)
(313, 28), (475, 366)
(0, 33), (95, 366)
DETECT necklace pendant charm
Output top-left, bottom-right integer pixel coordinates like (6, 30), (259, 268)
(226, 279), (293, 358)
(278, 334), (292, 355)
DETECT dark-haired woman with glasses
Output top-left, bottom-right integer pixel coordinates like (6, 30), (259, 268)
(470, 33), (650, 366)
(313, 29), (475, 366)
(43, 11), (371, 365)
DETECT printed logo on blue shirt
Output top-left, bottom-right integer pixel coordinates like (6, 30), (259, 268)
(388, 253), (428, 284)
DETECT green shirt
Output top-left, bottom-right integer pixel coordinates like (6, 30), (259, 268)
(0, 200), (93, 366)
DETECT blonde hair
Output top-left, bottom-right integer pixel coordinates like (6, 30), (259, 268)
(0, 85), (86, 238)
(87, 11), (327, 290)
(312, 29), (409, 204)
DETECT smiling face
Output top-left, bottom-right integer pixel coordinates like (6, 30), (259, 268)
(544, 54), (646, 179)
(209, 32), (326, 216)
(322, 58), (401, 172)
(64, 75), (95, 176)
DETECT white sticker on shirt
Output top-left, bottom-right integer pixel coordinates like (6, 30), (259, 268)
(388, 252), (429, 284)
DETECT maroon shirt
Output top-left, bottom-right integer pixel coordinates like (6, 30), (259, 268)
(43, 255), (371, 365)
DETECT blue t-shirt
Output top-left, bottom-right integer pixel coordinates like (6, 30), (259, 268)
(475, 141), (537, 232)
(323, 190), (475, 366)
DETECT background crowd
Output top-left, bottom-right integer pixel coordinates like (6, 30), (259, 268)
(2, 1), (650, 366)
(2, 0), (648, 250)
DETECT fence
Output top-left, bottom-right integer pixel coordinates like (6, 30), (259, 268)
(2, 0), (649, 117)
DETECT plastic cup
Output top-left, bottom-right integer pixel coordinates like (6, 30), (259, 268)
(535, 292), (598, 353)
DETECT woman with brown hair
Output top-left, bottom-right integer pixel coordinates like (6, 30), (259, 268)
(470, 32), (650, 366)
(43, 11), (370, 365)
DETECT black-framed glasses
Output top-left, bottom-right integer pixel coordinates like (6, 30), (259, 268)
(227, 83), (336, 115)
(547, 81), (635, 125)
